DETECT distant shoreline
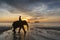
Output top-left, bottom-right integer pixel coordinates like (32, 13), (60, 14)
(35, 26), (60, 31)
(0, 22), (60, 23)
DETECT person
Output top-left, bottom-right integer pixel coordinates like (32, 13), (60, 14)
(18, 16), (26, 33)
(19, 16), (22, 21)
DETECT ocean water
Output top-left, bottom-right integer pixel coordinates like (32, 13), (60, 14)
(0, 23), (12, 27)
(0, 22), (60, 40)
(0, 22), (60, 27)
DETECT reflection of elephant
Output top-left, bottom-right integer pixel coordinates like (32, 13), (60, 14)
(12, 20), (29, 33)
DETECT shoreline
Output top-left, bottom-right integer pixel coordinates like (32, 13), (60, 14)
(0, 26), (12, 34)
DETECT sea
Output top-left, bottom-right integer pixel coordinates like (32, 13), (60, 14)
(0, 22), (60, 40)
(0, 22), (60, 27)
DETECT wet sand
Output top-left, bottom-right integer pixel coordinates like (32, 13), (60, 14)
(0, 26), (60, 40)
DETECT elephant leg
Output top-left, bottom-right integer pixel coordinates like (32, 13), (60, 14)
(18, 27), (21, 33)
(13, 27), (16, 33)
(22, 27), (26, 34)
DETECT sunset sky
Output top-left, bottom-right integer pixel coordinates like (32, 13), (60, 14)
(0, 0), (60, 22)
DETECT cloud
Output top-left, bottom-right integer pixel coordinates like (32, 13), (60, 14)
(0, 0), (60, 18)
(44, 8), (60, 16)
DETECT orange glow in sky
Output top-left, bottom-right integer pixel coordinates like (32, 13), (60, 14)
(0, 14), (60, 23)
(0, 16), (30, 22)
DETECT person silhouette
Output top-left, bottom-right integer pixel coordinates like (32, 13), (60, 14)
(18, 16), (26, 33)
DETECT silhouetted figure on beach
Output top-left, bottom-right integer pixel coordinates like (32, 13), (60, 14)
(12, 16), (29, 34)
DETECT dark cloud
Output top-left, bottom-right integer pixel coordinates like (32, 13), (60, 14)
(0, 0), (60, 17)
(1, 0), (60, 9)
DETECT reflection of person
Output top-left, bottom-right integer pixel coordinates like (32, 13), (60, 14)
(18, 16), (26, 33)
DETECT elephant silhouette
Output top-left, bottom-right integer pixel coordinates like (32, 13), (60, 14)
(12, 16), (29, 33)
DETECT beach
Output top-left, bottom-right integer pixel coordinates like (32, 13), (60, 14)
(0, 26), (12, 34)
(0, 23), (60, 40)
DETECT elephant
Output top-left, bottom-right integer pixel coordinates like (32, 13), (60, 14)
(12, 20), (29, 33)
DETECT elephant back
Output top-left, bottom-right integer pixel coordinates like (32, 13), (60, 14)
(12, 21), (20, 27)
